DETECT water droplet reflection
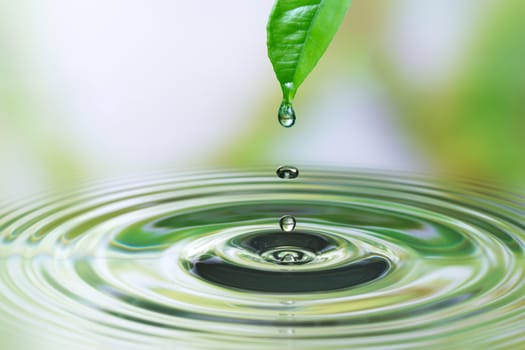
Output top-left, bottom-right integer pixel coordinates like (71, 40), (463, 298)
(276, 166), (299, 180)
(278, 101), (296, 128)
(279, 215), (296, 233)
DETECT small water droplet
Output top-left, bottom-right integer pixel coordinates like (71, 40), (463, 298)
(278, 101), (296, 128)
(279, 215), (296, 232)
(276, 166), (299, 180)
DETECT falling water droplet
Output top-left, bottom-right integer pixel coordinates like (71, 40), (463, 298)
(278, 101), (296, 128)
(276, 166), (299, 180)
(279, 215), (297, 232)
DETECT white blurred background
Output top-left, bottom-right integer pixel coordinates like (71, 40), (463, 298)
(2, 0), (524, 202)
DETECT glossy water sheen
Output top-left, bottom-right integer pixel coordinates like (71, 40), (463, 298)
(0, 169), (524, 349)
(278, 101), (296, 127)
(279, 215), (297, 232)
(276, 165), (299, 179)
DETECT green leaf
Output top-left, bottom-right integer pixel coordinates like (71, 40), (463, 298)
(267, 0), (352, 102)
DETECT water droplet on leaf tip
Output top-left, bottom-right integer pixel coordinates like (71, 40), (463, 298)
(278, 101), (296, 128)
(279, 215), (296, 233)
(276, 166), (299, 180)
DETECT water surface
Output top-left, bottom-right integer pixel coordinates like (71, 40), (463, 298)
(0, 169), (523, 349)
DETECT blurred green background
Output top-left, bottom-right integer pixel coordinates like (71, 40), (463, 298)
(1, 0), (524, 202)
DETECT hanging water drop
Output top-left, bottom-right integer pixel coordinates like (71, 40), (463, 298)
(279, 215), (296, 232)
(278, 101), (296, 128)
(276, 166), (299, 180)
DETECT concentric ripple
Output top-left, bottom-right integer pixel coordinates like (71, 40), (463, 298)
(0, 169), (524, 349)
